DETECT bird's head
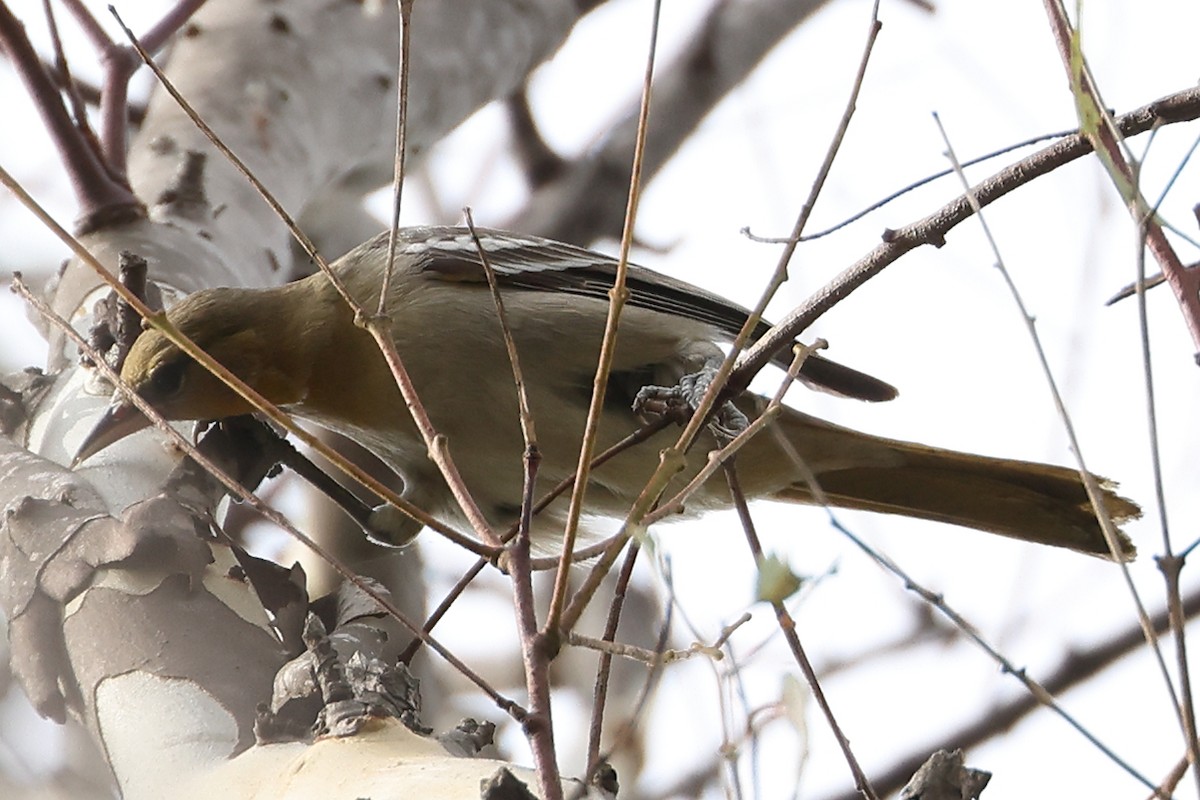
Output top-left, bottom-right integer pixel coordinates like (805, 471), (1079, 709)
(75, 287), (309, 465)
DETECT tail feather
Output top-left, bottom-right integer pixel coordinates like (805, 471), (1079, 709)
(751, 407), (1139, 560)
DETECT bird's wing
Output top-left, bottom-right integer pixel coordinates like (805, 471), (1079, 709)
(391, 226), (897, 402)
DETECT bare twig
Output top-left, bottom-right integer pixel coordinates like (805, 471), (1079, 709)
(934, 107), (1167, 631)
(464, 210), (538, 449)
(723, 461), (879, 800)
(585, 542), (641, 774)
(818, 580), (1200, 800)
(572, 573), (674, 800)
(62, 0), (208, 174)
(570, 624), (735, 667)
(544, 0), (664, 636)
(0, 2), (140, 227)
(379, 0), (413, 311)
(772, 126), (1081, 242)
(934, 109), (1176, 795)
(1041, 0), (1200, 360)
(41, 0), (90, 141)
(396, 420), (671, 666)
(1030, 7), (1200, 790)
(734, 85), (1200, 385)
(465, 208), (560, 798)
(558, 0), (885, 641)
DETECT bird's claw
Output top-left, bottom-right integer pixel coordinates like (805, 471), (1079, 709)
(632, 383), (690, 423)
(708, 403), (749, 443)
(633, 366), (748, 444)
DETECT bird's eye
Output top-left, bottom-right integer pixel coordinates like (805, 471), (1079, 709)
(148, 358), (187, 399)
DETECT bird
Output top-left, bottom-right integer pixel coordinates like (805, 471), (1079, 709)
(76, 226), (1139, 559)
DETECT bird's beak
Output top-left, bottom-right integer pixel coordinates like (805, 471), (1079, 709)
(73, 398), (150, 467)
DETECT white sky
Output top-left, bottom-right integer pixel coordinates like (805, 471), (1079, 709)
(2, 0), (1200, 798)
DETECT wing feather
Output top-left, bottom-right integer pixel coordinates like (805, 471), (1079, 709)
(377, 226), (897, 402)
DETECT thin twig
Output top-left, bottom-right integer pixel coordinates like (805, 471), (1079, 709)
(869, 518), (1167, 793)
(1040, 9), (1200, 790)
(64, 0), (208, 174)
(820, 582), (1200, 800)
(585, 542), (641, 774)
(570, 569), (675, 800)
(1150, 756), (1190, 800)
(544, 0), (664, 635)
(936, 107), (1187, 793)
(770, 126), (1081, 242)
(723, 462), (879, 800)
(464, 208), (560, 798)
(559, 0), (885, 640)
(396, 420), (672, 665)
(379, 0), (413, 313)
(752, 340), (1167, 797)
(0, 3), (140, 224)
(41, 0), (90, 140)
(464, 210), (538, 448)
(1040, 0), (1200, 357)
(734, 85), (1200, 385)
(682, 4), (884, 461)
(1107, 126), (1200, 304)
(570, 626), (731, 667)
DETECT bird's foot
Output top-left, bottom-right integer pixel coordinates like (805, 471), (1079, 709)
(633, 365), (748, 444)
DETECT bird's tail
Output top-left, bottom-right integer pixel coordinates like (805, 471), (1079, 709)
(737, 406), (1139, 559)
